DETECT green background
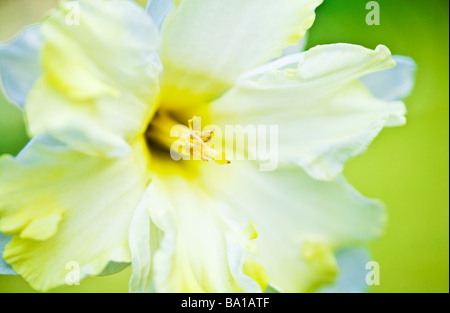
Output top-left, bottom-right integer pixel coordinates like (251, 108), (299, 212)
(0, 0), (448, 293)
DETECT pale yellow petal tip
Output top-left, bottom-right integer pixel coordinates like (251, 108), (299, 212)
(246, 220), (259, 240)
(19, 212), (64, 241)
(0, 206), (64, 242)
(288, 0), (324, 44)
(243, 258), (270, 291)
(302, 241), (339, 292)
(374, 44), (396, 69)
(374, 44), (392, 56)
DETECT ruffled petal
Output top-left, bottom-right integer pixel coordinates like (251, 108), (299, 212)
(202, 162), (385, 292)
(129, 170), (268, 293)
(0, 135), (150, 291)
(360, 55), (417, 101)
(159, 0), (322, 107)
(210, 44), (407, 180)
(0, 24), (42, 109)
(128, 186), (162, 292)
(26, 0), (161, 157)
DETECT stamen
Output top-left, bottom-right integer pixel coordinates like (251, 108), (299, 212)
(146, 113), (230, 165)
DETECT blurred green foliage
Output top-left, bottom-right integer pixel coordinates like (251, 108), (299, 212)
(0, 0), (448, 293)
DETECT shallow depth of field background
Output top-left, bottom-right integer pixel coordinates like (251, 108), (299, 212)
(0, 0), (448, 293)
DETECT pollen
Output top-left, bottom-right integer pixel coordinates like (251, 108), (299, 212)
(146, 113), (230, 165)
(180, 116), (230, 165)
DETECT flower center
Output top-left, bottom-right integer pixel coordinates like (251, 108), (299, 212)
(145, 111), (229, 165)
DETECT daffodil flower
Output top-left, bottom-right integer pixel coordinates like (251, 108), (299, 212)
(0, 0), (416, 292)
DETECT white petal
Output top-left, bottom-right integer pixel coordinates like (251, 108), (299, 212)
(202, 162), (385, 292)
(0, 24), (42, 109)
(210, 44), (407, 181)
(130, 173), (267, 293)
(159, 0), (322, 107)
(129, 186), (163, 293)
(0, 136), (150, 291)
(26, 0), (161, 157)
(360, 55), (417, 101)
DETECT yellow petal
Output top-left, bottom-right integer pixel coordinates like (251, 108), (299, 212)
(26, 0), (161, 157)
(159, 0), (322, 108)
(0, 136), (150, 291)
